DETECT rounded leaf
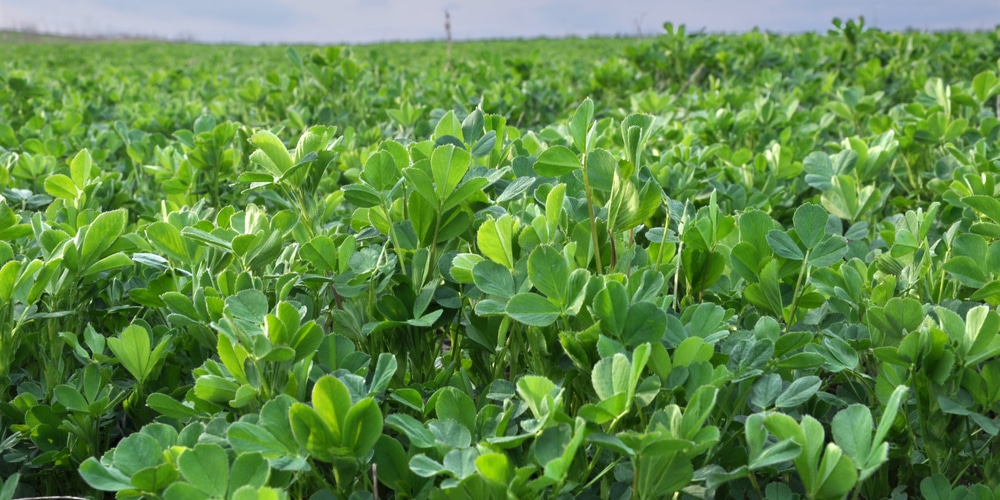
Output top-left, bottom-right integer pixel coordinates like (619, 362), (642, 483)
(343, 398), (384, 457)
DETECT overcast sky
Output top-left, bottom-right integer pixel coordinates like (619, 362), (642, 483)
(2, 0), (998, 44)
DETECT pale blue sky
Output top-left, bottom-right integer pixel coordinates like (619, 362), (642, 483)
(2, 0), (998, 44)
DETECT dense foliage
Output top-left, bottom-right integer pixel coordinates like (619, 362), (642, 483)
(2, 18), (1000, 498)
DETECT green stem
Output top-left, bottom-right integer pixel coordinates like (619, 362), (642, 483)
(580, 457), (620, 492)
(426, 210), (444, 287)
(494, 330), (511, 381)
(654, 203), (670, 270)
(450, 325), (461, 366)
(672, 204), (688, 312)
(785, 250), (811, 334)
(383, 199), (407, 277)
(960, 416), (981, 485)
(581, 153), (603, 274)
(749, 472), (765, 500)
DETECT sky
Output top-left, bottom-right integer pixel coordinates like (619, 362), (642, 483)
(1, 0), (998, 44)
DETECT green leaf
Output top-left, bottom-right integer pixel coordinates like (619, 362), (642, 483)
(311, 375), (352, 444)
(450, 253), (483, 283)
(146, 221), (190, 263)
(53, 384), (88, 413)
(545, 184), (566, 234)
(570, 98), (594, 153)
(226, 289), (269, 327)
(920, 474), (952, 500)
(434, 110), (464, 142)
(341, 184), (382, 208)
(750, 374), (782, 409)
(471, 130), (497, 158)
(228, 422), (292, 457)
(373, 436), (411, 491)
(443, 445), (480, 480)
(476, 452), (511, 484)
(506, 293), (561, 327)
(368, 353), (397, 397)
(477, 215), (518, 268)
(403, 166), (439, 207)
(962, 305), (1000, 364)
(178, 444), (229, 498)
(873, 385), (908, 446)
(195, 374), (239, 403)
(831, 405), (872, 464)
(107, 324), (152, 384)
(808, 235), (848, 268)
(744, 260), (783, 316)
(822, 175), (859, 221)
(535, 146), (581, 177)
(113, 433), (164, 477)
(775, 376), (821, 408)
(594, 280), (629, 338)
(620, 113), (656, 169)
(431, 144), (472, 203)
(410, 454), (446, 478)
(250, 130), (293, 176)
(289, 403), (338, 463)
(528, 245), (568, 306)
(627, 343), (651, 409)
(739, 209), (776, 252)
(386, 414), (435, 449)
(0, 261), (19, 303)
(497, 176), (535, 203)
(181, 227), (233, 251)
(0, 474), (18, 500)
(517, 375), (559, 420)
(944, 256), (987, 288)
(680, 385), (718, 439)
(763, 413), (806, 449)
(592, 353), (631, 402)
(44, 174), (79, 199)
(70, 148), (93, 188)
(442, 177), (489, 212)
(342, 398), (383, 457)
(82, 252), (133, 277)
(767, 230), (804, 260)
(814, 443), (857, 499)
(229, 453), (270, 496)
(776, 352), (826, 370)
(750, 438), (802, 470)
(973, 71), (1000, 103)
(673, 337), (714, 367)
(622, 301), (667, 347)
(966, 195), (1000, 225)
(607, 170), (642, 234)
(586, 148), (617, 192)
(80, 209), (127, 268)
(543, 419), (586, 482)
(793, 203), (829, 249)
(361, 150), (399, 191)
(882, 297), (924, 336)
(163, 481), (212, 500)
(635, 452), (692, 499)
(435, 386), (477, 436)
(79, 458), (133, 491)
(473, 260), (516, 300)
(130, 463), (179, 493)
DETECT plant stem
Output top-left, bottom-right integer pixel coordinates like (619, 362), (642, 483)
(749, 472), (765, 500)
(785, 250), (811, 334)
(426, 210), (444, 287)
(581, 153), (603, 274)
